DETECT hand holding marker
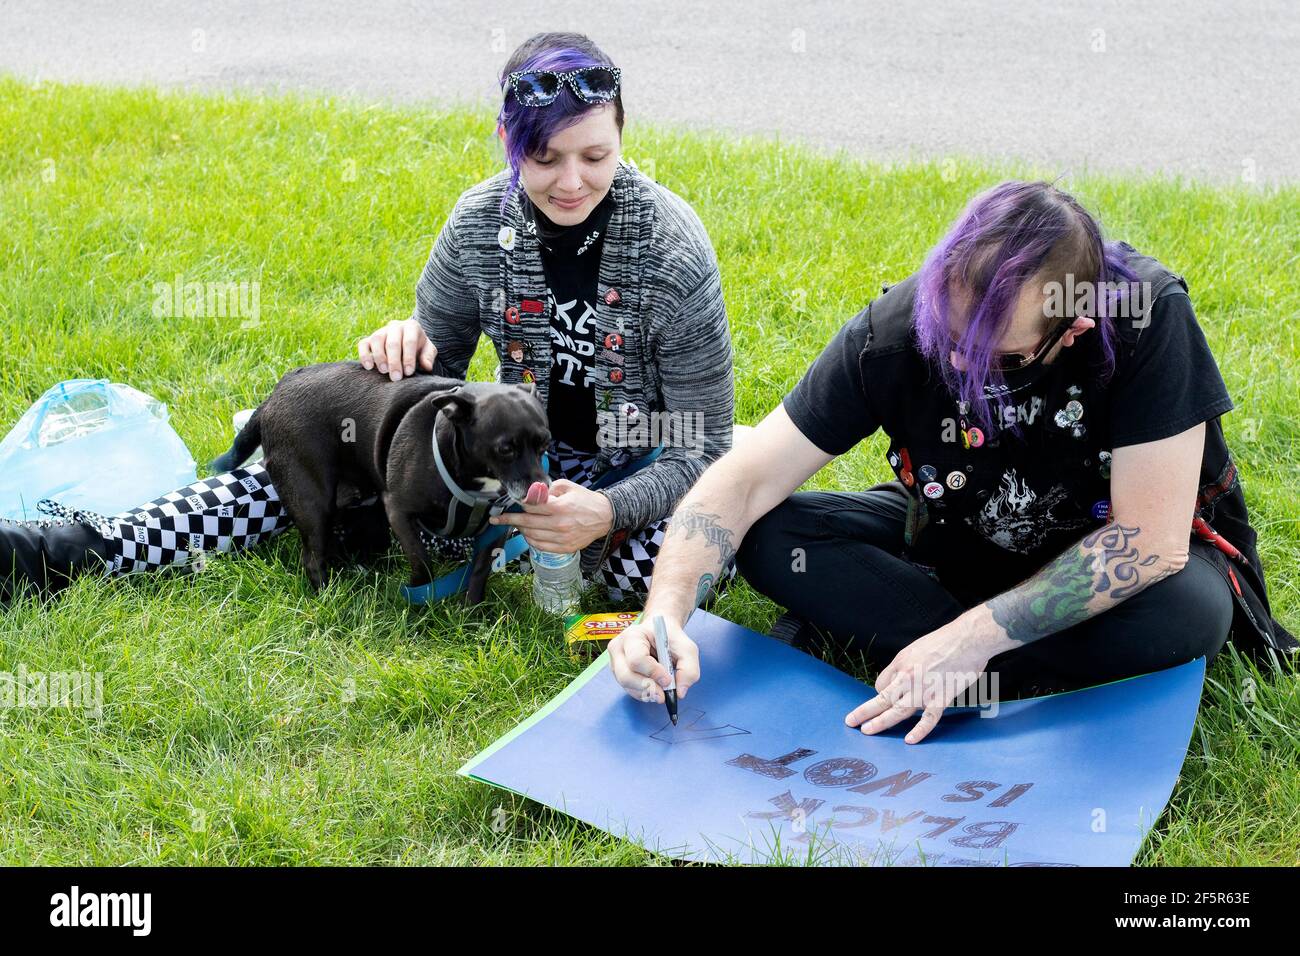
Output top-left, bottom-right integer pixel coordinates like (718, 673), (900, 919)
(652, 615), (678, 725)
(607, 611), (700, 706)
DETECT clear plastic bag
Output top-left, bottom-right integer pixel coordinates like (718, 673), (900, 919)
(0, 379), (197, 521)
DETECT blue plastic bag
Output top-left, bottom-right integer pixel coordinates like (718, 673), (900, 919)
(0, 379), (197, 522)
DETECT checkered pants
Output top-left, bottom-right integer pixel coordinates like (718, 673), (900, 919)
(99, 464), (289, 575)
(93, 441), (737, 602)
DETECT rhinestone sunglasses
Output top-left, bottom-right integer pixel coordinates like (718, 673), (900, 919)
(505, 66), (622, 107)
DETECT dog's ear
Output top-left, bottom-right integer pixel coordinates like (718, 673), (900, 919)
(515, 382), (538, 399)
(429, 387), (477, 424)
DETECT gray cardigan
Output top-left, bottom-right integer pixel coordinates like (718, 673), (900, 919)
(410, 160), (734, 571)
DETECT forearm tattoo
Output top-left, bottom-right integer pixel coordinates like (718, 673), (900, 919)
(668, 503), (738, 568)
(694, 573), (715, 608)
(1085, 524), (1161, 600)
(987, 524), (1162, 645)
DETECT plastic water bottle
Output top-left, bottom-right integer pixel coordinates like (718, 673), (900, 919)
(531, 547), (583, 614)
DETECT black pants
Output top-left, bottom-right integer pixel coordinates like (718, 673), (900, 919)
(735, 488), (1234, 698)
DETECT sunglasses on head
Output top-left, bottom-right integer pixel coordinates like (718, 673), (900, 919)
(505, 66), (622, 107)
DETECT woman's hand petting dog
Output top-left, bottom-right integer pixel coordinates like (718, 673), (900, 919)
(488, 479), (614, 554)
(358, 318), (438, 382)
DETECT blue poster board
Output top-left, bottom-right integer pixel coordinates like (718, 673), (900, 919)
(460, 610), (1205, 866)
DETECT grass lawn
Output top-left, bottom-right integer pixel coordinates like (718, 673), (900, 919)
(0, 77), (1296, 865)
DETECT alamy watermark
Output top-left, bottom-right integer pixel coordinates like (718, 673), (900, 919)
(886, 666), (1002, 718)
(151, 273), (260, 324)
(50, 886), (150, 935)
(0, 664), (103, 718)
(1042, 275), (1153, 328)
(596, 409), (705, 458)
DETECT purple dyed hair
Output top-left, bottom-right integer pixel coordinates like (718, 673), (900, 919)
(497, 33), (624, 213)
(912, 180), (1140, 432)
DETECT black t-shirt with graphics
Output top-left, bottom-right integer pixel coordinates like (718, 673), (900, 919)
(519, 191), (616, 453)
(781, 266), (1235, 602)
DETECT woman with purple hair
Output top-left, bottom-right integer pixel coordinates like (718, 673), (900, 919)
(1, 32), (738, 605)
(610, 180), (1295, 743)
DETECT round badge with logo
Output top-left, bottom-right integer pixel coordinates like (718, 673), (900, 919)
(918, 465), (937, 483)
(966, 427), (985, 448)
(1092, 499), (1112, 521)
(923, 481), (944, 500)
(621, 402), (639, 421)
(497, 226), (517, 251)
(946, 471), (966, 490)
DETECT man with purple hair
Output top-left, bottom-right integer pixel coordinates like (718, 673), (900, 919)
(610, 180), (1295, 743)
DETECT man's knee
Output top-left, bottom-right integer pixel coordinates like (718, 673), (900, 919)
(1128, 552), (1235, 658)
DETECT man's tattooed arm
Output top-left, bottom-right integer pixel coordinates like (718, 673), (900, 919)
(984, 523), (1169, 646)
(669, 502), (738, 568)
(641, 498), (744, 627)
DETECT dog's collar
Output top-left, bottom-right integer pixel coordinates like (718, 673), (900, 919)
(427, 409), (511, 538)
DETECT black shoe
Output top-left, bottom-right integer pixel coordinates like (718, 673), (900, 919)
(0, 501), (114, 603)
(768, 611), (821, 650)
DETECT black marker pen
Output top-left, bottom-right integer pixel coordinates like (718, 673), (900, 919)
(652, 614), (678, 725)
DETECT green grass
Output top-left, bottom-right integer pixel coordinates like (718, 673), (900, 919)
(0, 77), (1297, 865)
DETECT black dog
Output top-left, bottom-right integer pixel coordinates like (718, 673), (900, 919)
(209, 361), (551, 603)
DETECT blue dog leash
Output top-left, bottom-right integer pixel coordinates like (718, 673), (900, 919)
(400, 443), (665, 604)
(396, 455), (547, 605)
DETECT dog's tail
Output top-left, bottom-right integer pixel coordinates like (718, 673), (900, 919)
(208, 405), (264, 473)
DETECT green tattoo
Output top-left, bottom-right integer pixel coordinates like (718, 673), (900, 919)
(988, 547), (1097, 644)
(988, 525), (1160, 644)
(694, 573), (715, 608)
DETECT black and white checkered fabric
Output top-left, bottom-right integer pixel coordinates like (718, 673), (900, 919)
(102, 464), (289, 575)
(418, 525), (475, 562)
(96, 442), (737, 603)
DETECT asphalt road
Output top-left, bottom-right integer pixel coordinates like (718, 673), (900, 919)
(2, 0), (1297, 184)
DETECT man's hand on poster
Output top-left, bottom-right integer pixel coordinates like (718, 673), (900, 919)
(610, 614), (700, 705)
(845, 621), (993, 745)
